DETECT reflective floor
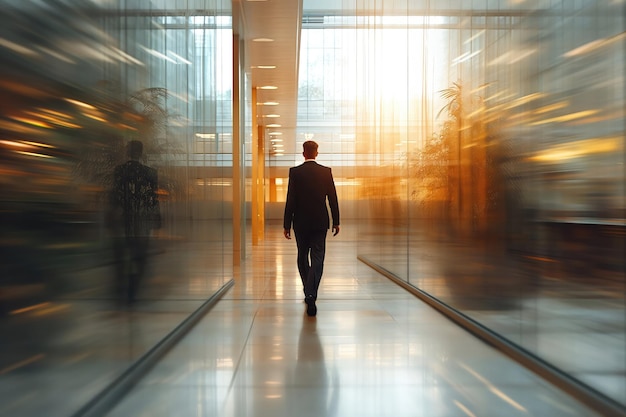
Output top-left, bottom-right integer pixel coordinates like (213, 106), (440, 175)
(108, 227), (601, 417)
(0, 221), (229, 417)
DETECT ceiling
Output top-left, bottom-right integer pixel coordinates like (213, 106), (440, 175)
(234, 0), (303, 156)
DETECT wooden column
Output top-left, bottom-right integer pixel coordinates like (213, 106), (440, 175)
(257, 124), (265, 240)
(251, 89), (267, 246)
(232, 34), (242, 265)
(251, 88), (260, 245)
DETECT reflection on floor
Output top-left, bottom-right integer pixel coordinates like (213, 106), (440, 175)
(108, 228), (602, 417)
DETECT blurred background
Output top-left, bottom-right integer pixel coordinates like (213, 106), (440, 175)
(0, 0), (624, 415)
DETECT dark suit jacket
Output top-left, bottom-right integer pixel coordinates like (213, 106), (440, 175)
(283, 160), (340, 232)
(109, 160), (161, 237)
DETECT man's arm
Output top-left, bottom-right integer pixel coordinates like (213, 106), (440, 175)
(148, 167), (161, 229)
(283, 168), (295, 239)
(105, 165), (123, 230)
(328, 168), (340, 236)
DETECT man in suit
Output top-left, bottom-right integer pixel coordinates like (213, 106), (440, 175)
(283, 140), (340, 316)
(108, 140), (161, 303)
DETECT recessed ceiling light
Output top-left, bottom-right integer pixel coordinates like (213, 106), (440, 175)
(261, 102), (279, 106)
(267, 124), (281, 128)
(270, 138), (283, 142)
(265, 114), (280, 118)
(253, 38), (274, 42)
(258, 85), (277, 90)
(268, 132), (283, 135)
(251, 65), (276, 69)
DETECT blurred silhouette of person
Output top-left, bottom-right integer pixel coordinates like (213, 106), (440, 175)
(107, 140), (160, 304)
(283, 140), (340, 316)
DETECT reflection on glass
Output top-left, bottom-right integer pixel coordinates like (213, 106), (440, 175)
(292, 0), (625, 408)
(0, 1), (232, 416)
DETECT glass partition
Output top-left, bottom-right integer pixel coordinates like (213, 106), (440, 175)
(0, 1), (234, 415)
(296, 0), (625, 407)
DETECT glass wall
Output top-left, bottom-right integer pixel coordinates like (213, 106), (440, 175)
(0, 1), (234, 415)
(294, 0), (625, 407)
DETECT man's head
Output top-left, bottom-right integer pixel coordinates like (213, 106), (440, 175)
(302, 140), (318, 160)
(127, 140), (143, 161)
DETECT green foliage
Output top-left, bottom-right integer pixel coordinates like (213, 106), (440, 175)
(437, 82), (463, 121)
(408, 130), (449, 203)
(72, 86), (184, 200)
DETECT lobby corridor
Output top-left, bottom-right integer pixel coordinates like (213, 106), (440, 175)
(106, 228), (600, 417)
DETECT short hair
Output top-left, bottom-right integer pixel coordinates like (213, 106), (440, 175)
(302, 140), (318, 158)
(127, 140), (143, 160)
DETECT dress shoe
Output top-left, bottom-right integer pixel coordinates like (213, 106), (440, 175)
(305, 295), (317, 316)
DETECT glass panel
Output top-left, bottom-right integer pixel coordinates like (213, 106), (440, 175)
(0, 1), (233, 415)
(297, 0), (625, 406)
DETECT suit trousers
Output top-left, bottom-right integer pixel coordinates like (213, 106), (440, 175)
(113, 236), (149, 303)
(294, 228), (327, 299)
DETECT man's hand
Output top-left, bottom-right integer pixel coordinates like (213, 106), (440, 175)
(332, 225), (340, 236)
(284, 228), (291, 240)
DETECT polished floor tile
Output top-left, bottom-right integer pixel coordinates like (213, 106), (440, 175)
(108, 229), (602, 417)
